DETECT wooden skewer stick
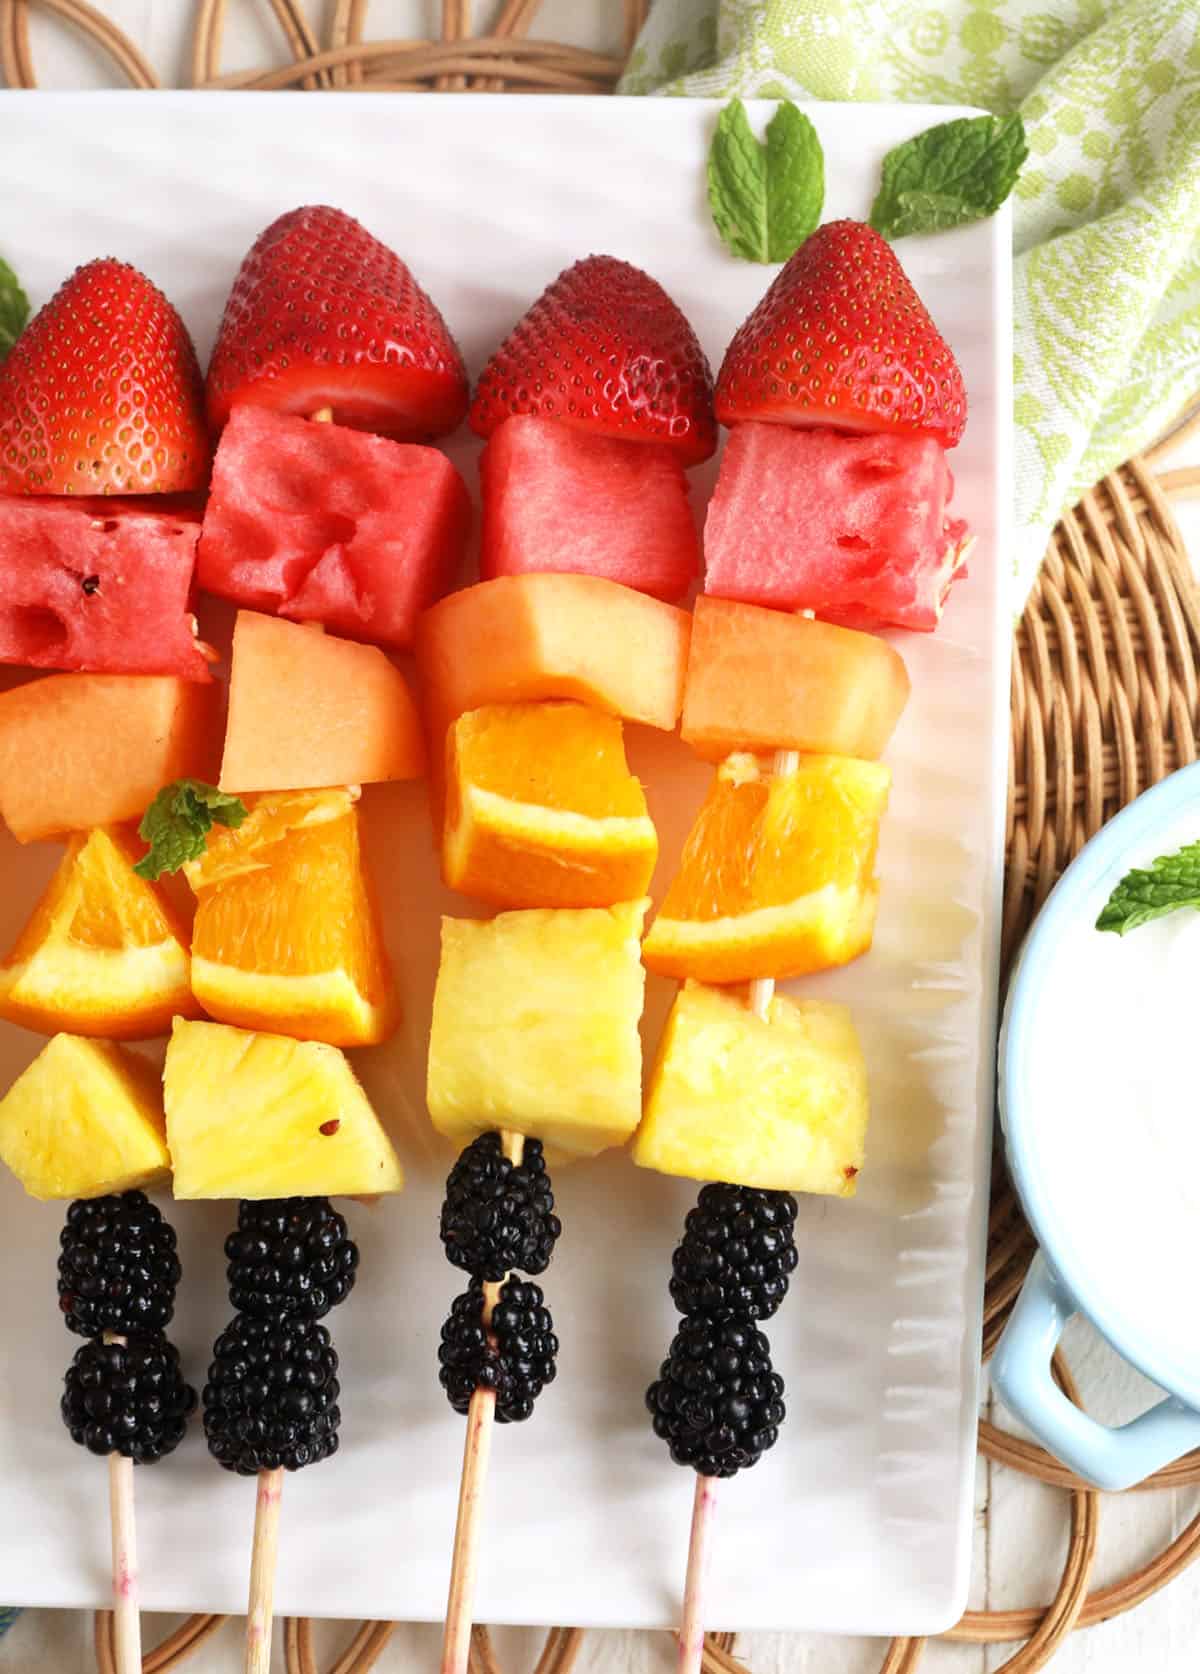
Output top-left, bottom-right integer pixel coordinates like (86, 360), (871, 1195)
(244, 1466), (284, 1674)
(677, 1472), (718, 1674)
(747, 749), (800, 1026)
(441, 1127), (526, 1674)
(678, 747), (799, 1674)
(104, 1332), (141, 1674)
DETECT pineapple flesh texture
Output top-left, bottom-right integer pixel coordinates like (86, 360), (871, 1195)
(633, 980), (869, 1196)
(427, 899), (648, 1160)
(164, 1018), (403, 1199)
(0, 1033), (170, 1200)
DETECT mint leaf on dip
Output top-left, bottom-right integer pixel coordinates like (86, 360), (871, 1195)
(1096, 840), (1200, 935)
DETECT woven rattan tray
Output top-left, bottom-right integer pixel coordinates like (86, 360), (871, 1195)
(6, 3), (1200, 1670)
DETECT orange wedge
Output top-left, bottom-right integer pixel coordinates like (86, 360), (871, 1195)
(642, 753), (890, 983)
(0, 827), (199, 1039)
(187, 788), (397, 1047)
(443, 702), (658, 909)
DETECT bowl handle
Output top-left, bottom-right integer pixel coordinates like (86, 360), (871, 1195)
(991, 1251), (1200, 1491)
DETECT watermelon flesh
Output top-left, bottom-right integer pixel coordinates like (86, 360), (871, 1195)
(197, 406), (471, 649)
(480, 416), (700, 603)
(0, 497), (208, 680)
(703, 423), (969, 632)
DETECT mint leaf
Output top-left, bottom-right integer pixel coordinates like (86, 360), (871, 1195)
(134, 780), (247, 881)
(869, 113), (1028, 239)
(0, 258), (29, 361)
(708, 97), (824, 263)
(763, 102), (824, 262)
(708, 99), (769, 262)
(1095, 841), (1200, 935)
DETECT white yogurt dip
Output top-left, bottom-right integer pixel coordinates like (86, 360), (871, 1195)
(1014, 809), (1200, 1376)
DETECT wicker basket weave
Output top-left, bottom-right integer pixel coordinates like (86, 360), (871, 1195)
(7, 2), (1200, 1670)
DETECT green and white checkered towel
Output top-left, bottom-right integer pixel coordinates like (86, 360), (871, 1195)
(621, 0), (1200, 603)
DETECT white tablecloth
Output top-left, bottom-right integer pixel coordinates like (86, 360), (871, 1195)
(2, 4), (1199, 1669)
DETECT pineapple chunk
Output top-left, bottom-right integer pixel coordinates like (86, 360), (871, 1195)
(0, 1033), (170, 1199)
(427, 900), (648, 1159)
(633, 981), (868, 1195)
(164, 1018), (403, 1199)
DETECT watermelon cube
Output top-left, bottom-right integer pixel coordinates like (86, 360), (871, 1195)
(480, 416), (700, 603)
(197, 406), (471, 649)
(703, 424), (969, 632)
(0, 498), (207, 679)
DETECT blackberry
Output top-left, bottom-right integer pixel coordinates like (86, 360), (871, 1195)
(646, 1314), (785, 1478)
(440, 1133), (561, 1281)
(669, 1184), (798, 1321)
(58, 1192), (182, 1339)
(203, 1313), (340, 1475)
(438, 1277), (558, 1424)
(61, 1335), (196, 1463)
(224, 1197), (358, 1322)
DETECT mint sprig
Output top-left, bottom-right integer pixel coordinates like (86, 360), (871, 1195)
(1095, 840), (1200, 935)
(869, 113), (1027, 240)
(708, 97), (824, 263)
(0, 258), (29, 361)
(134, 780), (248, 881)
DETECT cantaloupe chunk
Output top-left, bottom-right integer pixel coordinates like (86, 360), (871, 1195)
(417, 574), (689, 826)
(0, 674), (220, 844)
(681, 596), (911, 764)
(218, 611), (425, 793)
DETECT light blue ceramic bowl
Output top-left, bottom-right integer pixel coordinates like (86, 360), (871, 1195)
(993, 762), (1200, 1490)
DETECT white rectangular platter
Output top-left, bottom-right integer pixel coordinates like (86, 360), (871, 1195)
(0, 91), (1010, 1636)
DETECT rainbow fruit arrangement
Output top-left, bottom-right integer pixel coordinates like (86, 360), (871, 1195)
(0, 198), (969, 1642)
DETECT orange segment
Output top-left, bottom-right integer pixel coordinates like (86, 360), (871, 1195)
(183, 788), (351, 891)
(642, 753), (890, 983)
(188, 789), (397, 1048)
(0, 827), (199, 1039)
(443, 702), (658, 909)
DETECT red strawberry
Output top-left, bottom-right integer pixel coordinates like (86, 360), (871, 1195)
(0, 259), (209, 496)
(715, 221), (967, 448)
(206, 205), (469, 441)
(469, 255), (716, 465)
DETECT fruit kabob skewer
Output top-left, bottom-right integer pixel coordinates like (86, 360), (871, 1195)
(428, 249), (719, 1670)
(638, 218), (970, 1669)
(0, 253), (220, 1668)
(182, 201), (473, 1672)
